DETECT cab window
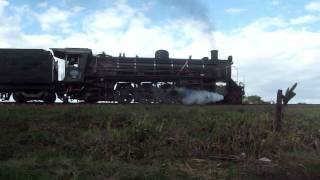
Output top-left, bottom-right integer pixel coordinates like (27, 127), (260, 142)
(66, 55), (80, 68)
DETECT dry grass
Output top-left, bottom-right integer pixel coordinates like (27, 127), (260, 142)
(0, 104), (319, 179)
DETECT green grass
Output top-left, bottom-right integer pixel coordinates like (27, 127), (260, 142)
(0, 104), (319, 179)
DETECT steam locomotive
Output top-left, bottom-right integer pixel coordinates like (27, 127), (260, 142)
(0, 48), (244, 104)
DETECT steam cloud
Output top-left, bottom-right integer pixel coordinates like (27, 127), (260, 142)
(175, 88), (224, 105)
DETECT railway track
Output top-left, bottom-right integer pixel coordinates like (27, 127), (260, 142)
(0, 101), (318, 107)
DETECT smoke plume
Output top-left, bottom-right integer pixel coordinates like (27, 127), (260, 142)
(175, 88), (224, 105)
(153, 0), (214, 32)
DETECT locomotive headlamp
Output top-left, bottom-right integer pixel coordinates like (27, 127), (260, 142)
(70, 70), (80, 79)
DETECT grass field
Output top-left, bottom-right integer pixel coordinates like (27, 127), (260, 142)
(0, 104), (319, 179)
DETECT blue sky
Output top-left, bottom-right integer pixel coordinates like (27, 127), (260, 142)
(7, 0), (317, 32)
(1, 0), (320, 103)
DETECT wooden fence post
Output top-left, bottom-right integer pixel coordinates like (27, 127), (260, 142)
(273, 83), (297, 132)
(274, 90), (283, 132)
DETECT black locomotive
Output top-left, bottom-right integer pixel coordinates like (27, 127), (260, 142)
(0, 48), (244, 104)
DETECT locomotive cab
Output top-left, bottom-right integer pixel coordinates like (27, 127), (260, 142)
(51, 48), (92, 83)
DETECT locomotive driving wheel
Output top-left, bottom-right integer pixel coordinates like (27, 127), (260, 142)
(115, 89), (133, 104)
(83, 89), (99, 103)
(12, 93), (27, 103)
(43, 93), (56, 104)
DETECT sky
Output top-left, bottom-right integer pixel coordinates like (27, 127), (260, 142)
(1, 0), (320, 103)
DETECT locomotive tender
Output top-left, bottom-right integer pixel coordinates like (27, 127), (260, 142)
(0, 48), (244, 104)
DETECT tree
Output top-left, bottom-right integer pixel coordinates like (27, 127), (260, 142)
(243, 95), (269, 104)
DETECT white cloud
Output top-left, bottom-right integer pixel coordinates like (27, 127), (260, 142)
(225, 8), (246, 14)
(76, 1), (213, 57)
(34, 6), (83, 33)
(305, 1), (320, 12)
(0, 0), (26, 48)
(35, 7), (72, 32)
(72, 6), (84, 13)
(214, 18), (320, 103)
(83, 2), (136, 32)
(0, 0), (9, 13)
(290, 15), (320, 25)
(238, 17), (288, 33)
(22, 34), (59, 48)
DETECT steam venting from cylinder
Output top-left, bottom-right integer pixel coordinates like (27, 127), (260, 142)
(175, 88), (224, 105)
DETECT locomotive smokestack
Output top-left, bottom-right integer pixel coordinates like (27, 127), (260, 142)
(211, 50), (218, 60)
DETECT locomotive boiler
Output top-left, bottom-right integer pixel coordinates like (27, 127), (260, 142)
(0, 48), (244, 104)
